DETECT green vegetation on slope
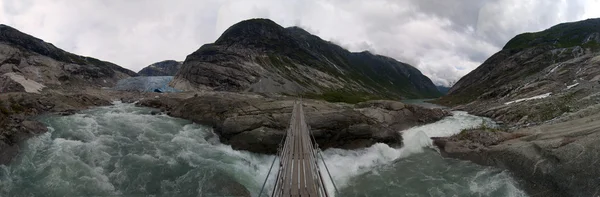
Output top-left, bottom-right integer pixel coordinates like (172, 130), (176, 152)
(504, 18), (600, 50)
(438, 18), (600, 107)
(184, 19), (442, 100)
(302, 90), (385, 104)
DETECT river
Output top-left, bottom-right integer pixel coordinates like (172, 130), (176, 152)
(0, 102), (528, 197)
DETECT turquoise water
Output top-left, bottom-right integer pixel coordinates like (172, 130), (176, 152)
(401, 99), (446, 109)
(0, 103), (527, 197)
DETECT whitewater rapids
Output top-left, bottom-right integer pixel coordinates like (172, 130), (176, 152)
(0, 102), (528, 197)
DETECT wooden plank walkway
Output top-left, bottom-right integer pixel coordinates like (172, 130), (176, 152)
(271, 101), (329, 197)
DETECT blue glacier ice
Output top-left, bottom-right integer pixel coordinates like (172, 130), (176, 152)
(113, 76), (181, 93)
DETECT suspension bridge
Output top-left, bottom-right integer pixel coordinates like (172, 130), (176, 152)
(259, 100), (337, 197)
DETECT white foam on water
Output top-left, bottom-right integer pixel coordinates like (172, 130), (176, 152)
(1, 103), (526, 197)
(469, 169), (527, 197)
(318, 111), (500, 196)
(0, 103), (275, 196)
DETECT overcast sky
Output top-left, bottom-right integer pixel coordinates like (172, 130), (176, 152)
(1, 0), (599, 86)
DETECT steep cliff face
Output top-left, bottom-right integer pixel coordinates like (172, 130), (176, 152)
(431, 19), (600, 197)
(171, 19), (441, 99)
(137, 60), (181, 76)
(437, 18), (600, 125)
(0, 24), (137, 93)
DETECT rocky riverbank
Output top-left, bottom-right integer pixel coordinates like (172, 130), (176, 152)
(137, 91), (449, 154)
(1, 21), (451, 166)
(0, 88), (449, 164)
(0, 91), (107, 164)
(0, 87), (179, 164)
(432, 112), (600, 196)
(430, 18), (600, 196)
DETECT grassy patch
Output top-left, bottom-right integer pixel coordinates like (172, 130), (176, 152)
(457, 119), (502, 139)
(431, 89), (481, 107)
(303, 90), (385, 104)
(502, 91), (579, 123)
(0, 107), (9, 115)
(504, 19), (600, 51)
(536, 91), (577, 121)
(5, 95), (26, 114)
(0, 99), (9, 115)
(10, 102), (24, 113)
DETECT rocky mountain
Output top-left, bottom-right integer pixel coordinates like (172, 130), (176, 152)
(137, 60), (181, 76)
(436, 85), (450, 95)
(432, 18), (600, 196)
(171, 19), (441, 100)
(436, 18), (600, 125)
(0, 24), (137, 93)
(0, 24), (139, 164)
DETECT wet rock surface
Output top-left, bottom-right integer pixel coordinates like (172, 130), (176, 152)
(430, 18), (600, 197)
(0, 92), (113, 164)
(0, 74), (25, 93)
(432, 114), (600, 197)
(0, 24), (140, 164)
(137, 92), (449, 154)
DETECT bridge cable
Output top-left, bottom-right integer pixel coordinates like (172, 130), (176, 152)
(308, 124), (340, 195)
(318, 148), (339, 195)
(258, 154), (278, 197)
(258, 114), (290, 197)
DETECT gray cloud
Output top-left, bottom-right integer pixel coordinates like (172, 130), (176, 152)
(1, 0), (599, 86)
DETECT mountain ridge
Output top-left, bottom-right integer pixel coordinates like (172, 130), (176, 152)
(0, 24), (137, 77)
(0, 24), (137, 92)
(433, 18), (600, 197)
(171, 18), (441, 100)
(440, 18), (600, 113)
(138, 60), (182, 76)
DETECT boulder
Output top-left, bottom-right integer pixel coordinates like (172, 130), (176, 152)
(200, 171), (251, 197)
(0, 74), (25, 93)
(137, 92), (450, 154)
(432, 112), (600, 197)
(355, 100), (405, 110)
(0, 63), (20, 74)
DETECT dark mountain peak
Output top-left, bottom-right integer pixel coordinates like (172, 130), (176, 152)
(177, 19), (441, 98)
(153, 60), (180, 66)
(285, 26), (311, 35)
(0, 24), (63, 59)
(138, 60), (182, 76)
(233, 18), (280, 27)
(219, 18), (282, 36)
(504, 18), (600, 50)
(215, 18), (292, 48)
(0, 24), (18, 33)
(0, 24), (137, 77)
